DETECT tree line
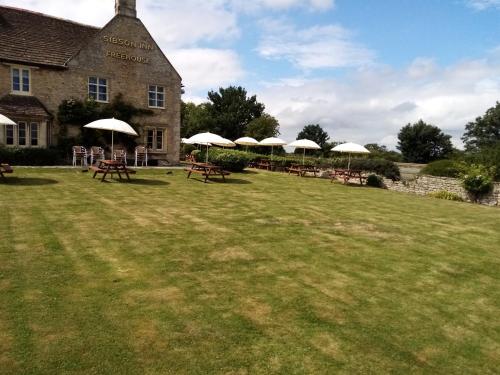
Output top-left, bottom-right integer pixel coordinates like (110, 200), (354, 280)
(182, 85), (500, 165)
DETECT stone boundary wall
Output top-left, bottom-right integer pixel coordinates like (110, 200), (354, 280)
(383, 175), (500, 206)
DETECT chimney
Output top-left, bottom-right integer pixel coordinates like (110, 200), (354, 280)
(115, 0), (137, 18)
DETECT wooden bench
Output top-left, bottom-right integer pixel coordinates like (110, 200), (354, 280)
(330, 169), (366, 184)
(288, 164), (320, 177)
(0, 164), (13, 178)
(185, 162), (231, 183)
(91, 163), (136, 180)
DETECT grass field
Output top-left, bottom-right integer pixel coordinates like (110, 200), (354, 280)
(1, 168), (499, 374)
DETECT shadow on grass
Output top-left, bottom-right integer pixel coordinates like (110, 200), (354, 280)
(116, 178), (169, 186)
(211, 178), (252, 185)
(0, 177), (59, 186)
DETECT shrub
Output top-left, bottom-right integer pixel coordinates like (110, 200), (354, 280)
(427, 190), (464, 201)
(198, 148), (251, 172)
(0, 146), (64, 166)
(420, 159), (466, 178)
(366, 174), (384, 188)
(460, 164), (494, 201)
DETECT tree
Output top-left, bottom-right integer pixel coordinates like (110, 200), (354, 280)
(397, 120), (453, 163)
(364, 143), (402, 162)
(180, 101), (211, 138)
(462, 102), (500, 151)
(364, 143), (388, 153)
(246, 113), (280, 140)
(297, 124), (330, 147)
(205, 86), (265, 140)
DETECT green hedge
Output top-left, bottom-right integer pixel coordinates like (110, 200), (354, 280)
(196, 149), (251, 172)
(420, 159), (466, 178)
(0, 147), (65, 166)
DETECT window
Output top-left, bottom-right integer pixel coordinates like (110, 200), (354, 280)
(147, 129), (154, 149)
(146, 128), (166, 151)
(30, 122), (39, 146)
(148, 85), (165, 108)
(156, 129), (164, 150)
(88, 77), (108, 102)
(5, 125), (14, 145)
(18, 122), (27, 146)
(12, 67), (30, 94)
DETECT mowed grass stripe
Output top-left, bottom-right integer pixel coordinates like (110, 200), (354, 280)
(0, 168), (499, 374)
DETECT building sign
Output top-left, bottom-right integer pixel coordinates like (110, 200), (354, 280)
(103, 35), (153, 64)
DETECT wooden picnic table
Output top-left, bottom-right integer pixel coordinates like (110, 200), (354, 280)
(330, 168), (366, 184)
(288, 164), (320, 177)
(90, 160), (136, 182)
(0, 163), (14, 178)
(185, 161), (231, 183)
(255, 160), (274, 171)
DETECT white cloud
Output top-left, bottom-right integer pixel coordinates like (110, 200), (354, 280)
(229, 0), (334, 12)
(466, 0), (500, 10)
(257, 57), (500, 148)
(257, 19), (375, 70)
(169, 49), (245, 91)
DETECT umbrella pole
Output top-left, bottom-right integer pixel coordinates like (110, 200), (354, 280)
(206, 144), (209, 164)
(348, 153), (351, 171)
(303, 148), (305, 165)
(271, 146), (274, 161)
(111, 130), (114, 159)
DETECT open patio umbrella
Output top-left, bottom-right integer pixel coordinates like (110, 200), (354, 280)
(84, 118), (138, 156)
(0, 114), (16, 126)
(234, 136), (259, 152)
(187, 132), (227, 163)
(216, 138), (236, 148)
(289, 139), (321, 164)
(259, 137), (287, 160)
(331, 142), (370, 171)
(181, 137), (193, 144)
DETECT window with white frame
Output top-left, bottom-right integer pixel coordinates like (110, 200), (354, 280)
(5, 125), (14, 145)
(146, 128), (165, 151)
(88, 77), (108, 102)
(12, 67), (30, 94)
(18, 122), (27, 146)
(30, 122), (39, 146)
(148, 85), (165, 108)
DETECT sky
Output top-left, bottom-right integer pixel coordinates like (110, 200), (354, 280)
(2, 0), (500, 148)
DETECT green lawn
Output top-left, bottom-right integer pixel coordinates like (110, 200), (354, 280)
(1, 168), (499, 374)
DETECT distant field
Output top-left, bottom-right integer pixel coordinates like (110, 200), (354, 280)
(397, 162), (427, 180)
(1, 168), (499, 374)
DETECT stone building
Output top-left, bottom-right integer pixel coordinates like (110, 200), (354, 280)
(0, 0), (182, 163)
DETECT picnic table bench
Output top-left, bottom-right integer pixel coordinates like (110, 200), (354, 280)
(91, 160), (136, 182)
(0, 163), (13, 178)
(288, 164), (320, 177)
(255, 160), (274, 171)
(185, 162), (231, 183)
(329, 168), (366, 184)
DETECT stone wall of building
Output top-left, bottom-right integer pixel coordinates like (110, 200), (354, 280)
(383, 175), (500, 206)
(0, 14), (182, 164)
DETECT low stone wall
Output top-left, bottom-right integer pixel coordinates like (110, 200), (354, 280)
(383, 175), (500, 206)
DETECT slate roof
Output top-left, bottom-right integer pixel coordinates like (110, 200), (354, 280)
(0, 6), (99, 68)
(0, 95), (52, 118)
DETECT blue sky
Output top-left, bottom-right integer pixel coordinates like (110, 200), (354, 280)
(3, 0), (500, 147)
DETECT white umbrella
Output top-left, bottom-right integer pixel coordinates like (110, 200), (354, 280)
(259, 137), (287, 160)
(234, 136), (259, 152)
(84, 118), (138, 156)
(0, 114), (16, 126)
(289, 139), (321, 164)
(187, 132), (227, 163)
(331, 142), (370, 170)
(181, 137), (193, 144)
(215, 138), (236, 148)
